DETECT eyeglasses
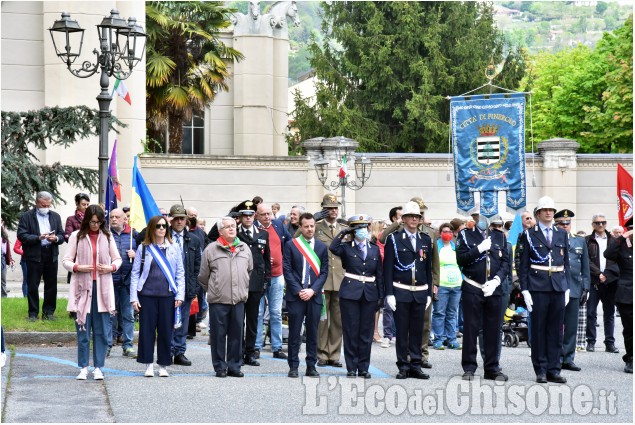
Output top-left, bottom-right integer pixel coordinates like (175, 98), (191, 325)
(89, 220), (102, 225)
(156, 223), (168, 229)
(593, 221), (607, 226)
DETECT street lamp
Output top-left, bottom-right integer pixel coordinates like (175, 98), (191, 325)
(312, 137), (373, 218)
(49, 10), (146, 203)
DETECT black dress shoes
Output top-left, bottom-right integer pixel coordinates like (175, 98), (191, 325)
(396, 370), (408, 379)
(328, 360), (343, 367)
(408, 369), (430, 379)
(42, 313), (56, 321)
(317, 359), (328, 367)
(253, 350), (260, 359)
(358, 371), (371, 379)
(244, 357), (260, 366)
(216, 370), (227, 378)
(28, 316), (37, 322)
(561, 362), (581, 371)
(606, 344), (620, 353)
(173, 354), (192, 366)
(273, 351), (287, 359)
(546, 374), (567, 384)
(484, 371), (508, 381)
(228, 370), (244, 378)
(536, 374), (548, 383)
(586, 343), (595, 352)
(346, 371), (357, 377)
(306, 367), (320, 377)
(462, 371), (475, 381)
(288, 369), (299, 378)
(421, 360), (432, 369)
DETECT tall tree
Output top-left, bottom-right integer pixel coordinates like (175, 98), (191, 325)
(290, 2), (524, 153)
(146, 1), (243, 153)
(0, 106), (123, 229)
(520, 16), (633, 153)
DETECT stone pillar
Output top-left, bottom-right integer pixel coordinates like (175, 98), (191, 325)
(537, 137), (580, 207)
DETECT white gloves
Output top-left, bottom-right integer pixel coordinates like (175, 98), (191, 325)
(426, 296), (431, 310)
(482, 277), (501, 297)
(477, 237), (492, 253)
(387, 295), (397, 311)
(522, 290), (533, 312)
(565, 289), (570, 306)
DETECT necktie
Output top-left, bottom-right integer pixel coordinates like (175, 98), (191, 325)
(246, 229), (251, 238)
(175, 233), (182, 250)
(358, 242), (366, 260)
(302, 240), (312, 288)
(545, 227), (552, 245)
(330, 224), (335, 237)
(410, 234), (416, 251)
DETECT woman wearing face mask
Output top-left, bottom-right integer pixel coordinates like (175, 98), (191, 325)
(329, 215), (384, 379)
(431, 223), (463, 350)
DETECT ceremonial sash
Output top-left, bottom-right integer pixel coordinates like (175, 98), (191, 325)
(293, 235), (321, 276)
(147, 244), (178, 295)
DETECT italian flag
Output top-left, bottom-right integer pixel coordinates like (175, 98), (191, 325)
(338, 154), (348, 178)
(112, 79), (131, 105)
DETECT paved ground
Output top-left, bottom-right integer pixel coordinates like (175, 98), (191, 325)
(1, 279), (632, 422)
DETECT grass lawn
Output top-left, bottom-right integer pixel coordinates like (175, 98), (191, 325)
(1, 298), (76, 331)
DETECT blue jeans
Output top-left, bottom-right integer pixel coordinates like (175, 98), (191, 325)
(432, 286), (461, 344)
(110, 283), (135, 350)
(382, 299), (395, 339)
(21, 261), (28, 297)
(76, 281), (110, 368)
(171, 297), (192, 356)
(255, 275), (284, 352)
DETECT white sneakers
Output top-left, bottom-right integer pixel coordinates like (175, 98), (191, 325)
(145, 364), (154, 377)
(93, 368), (104, 380)
(381, 337), (390, 348)
(0, 352), (6, 368)
(76, 367), (88, 380)
(159, 367), (169, 377)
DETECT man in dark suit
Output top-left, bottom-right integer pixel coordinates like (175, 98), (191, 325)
(237, 204), (271, 366)
(330, 214), (384, 378)
(283, 212), (329, 378)
(518, 196), (570, 384)
(555, 209), (590, 372)
(169, 205), (202, 366)
(457, 214), (509, 381)
(384, 201), (432, 380)
(17, 191), (65, 321)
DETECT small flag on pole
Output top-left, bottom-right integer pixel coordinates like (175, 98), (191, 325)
(617, 164), (633, 227)
(338, 154), (348, 178)
(108, 140), (122, 201)
(112, 78), (131, 105)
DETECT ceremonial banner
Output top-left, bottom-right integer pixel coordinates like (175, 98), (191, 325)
(450, 93), (526, 217)
(617, 163), (633, 227)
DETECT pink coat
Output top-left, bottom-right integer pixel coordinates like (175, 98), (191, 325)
(63, 230), (122, 327)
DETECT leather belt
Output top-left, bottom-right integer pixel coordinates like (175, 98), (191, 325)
(464, 277), (483, 289)
(344, 273), (375, 283)
(393, 282), (428, 292)
(530, 265), (564, 272)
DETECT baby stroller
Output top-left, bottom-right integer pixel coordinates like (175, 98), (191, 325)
(502, 286), (530, 347)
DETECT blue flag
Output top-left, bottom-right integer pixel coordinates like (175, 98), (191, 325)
(507, 213), (524, 246)
(105, 176), (117, 219)
(129, 156), (161, 231)
(450, 93), (526, 217)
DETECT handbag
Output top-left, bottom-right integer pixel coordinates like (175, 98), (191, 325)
(190, 296), (200, 315)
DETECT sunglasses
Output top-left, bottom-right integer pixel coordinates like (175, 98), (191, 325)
(156, 223), (168, 229)
(593, 221), (607, 226)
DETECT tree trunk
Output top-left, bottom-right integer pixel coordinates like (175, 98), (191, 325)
(168, 114), (183, 154)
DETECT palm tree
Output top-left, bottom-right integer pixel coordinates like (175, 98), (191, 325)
(146, 1), (244, 153)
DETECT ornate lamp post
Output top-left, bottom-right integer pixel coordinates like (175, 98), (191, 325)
(311, 136), (373, 218)
(49, 10), (146, 203)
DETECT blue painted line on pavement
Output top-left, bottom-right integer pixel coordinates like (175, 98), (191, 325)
(14, 352), (137, 377)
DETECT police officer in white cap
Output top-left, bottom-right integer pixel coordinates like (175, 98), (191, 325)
(517, 196), (570, 384)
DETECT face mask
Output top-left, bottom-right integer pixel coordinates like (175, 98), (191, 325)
(441, 232), (453, 242)
(37, 208), (50, 216)
(476, 218), (488, 232)
(355, 228), (369, 241)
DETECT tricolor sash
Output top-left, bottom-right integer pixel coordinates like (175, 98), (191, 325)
(293, 235), (321, 276)
(147, 244), (178, 295)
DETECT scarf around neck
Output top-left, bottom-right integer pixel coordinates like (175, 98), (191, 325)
(217, 236), (240, 253)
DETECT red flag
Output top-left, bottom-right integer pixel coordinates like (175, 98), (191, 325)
(617, 163), (633, 227)
(108, 140), (122, 201)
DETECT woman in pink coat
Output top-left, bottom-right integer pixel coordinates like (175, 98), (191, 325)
(63, 205), (121, 381)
